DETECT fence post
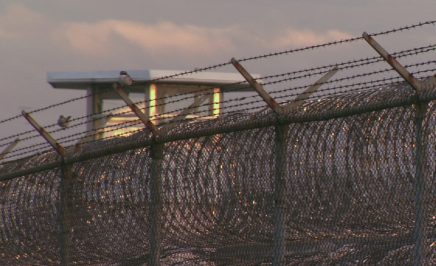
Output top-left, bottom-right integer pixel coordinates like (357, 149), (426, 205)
(273, 122), (288, 265)
(362, 32), (429, 264)
(231, 58), (287, 265)
(149, 141), (164, 266)
(413, 101), (428, 265)
(59, 158), (74, 266)
(113, 82), (162, 265)
(21, 111), (72, 265)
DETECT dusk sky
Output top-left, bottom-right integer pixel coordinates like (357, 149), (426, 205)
(0, 0), (435, 138)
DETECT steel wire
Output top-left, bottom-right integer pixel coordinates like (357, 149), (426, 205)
(0, 80), (435, 264)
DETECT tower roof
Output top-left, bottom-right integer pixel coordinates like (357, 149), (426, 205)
(48, 69), (260, 92)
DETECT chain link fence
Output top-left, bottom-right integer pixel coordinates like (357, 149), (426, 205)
(0, 77), (435, 265)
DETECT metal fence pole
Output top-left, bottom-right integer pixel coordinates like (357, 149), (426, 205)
(114, 82), (163, 265)
(273, 123), (288, 266)
(148, 142), (164, 266)
(413, 101), (428, 265)
(59, 158), (74, 266)
(21, 111), (73, 265)
(361, 33), (431, 264)
(230, 58), (289, 265)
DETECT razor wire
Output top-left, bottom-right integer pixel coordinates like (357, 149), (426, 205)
(0, 80), (435, 265)
(0, 21), (436, 265)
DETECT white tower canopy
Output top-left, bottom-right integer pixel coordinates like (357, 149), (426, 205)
(48, 69), (260, 139)
(47, 69), (258, 92)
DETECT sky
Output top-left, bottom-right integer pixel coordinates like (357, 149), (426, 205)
(0, 0), (435, 140)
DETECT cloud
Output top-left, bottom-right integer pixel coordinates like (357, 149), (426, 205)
(58, 19), (355, 61)
(0, 3), (49, 39)
(61, 20), (237, 57)
(0, 3), (355, 63)
(272, 28), (353, 48)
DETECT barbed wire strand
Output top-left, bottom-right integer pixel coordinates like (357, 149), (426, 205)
(106, 59), (435, 126)
(7, 58), (434, 155)
(2, 55), (434, 158)
(0, 40), (433, 146)
(21, 42), (436, 139)
(3, 66), (434, 161)
(0, 20), (434, 126)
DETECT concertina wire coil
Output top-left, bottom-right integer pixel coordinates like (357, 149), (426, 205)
(0, 78), (436, 265)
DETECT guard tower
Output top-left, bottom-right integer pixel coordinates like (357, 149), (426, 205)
(48, 70), (255, 139)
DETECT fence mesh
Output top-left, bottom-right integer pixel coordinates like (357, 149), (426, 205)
(0, 77), (435, 265)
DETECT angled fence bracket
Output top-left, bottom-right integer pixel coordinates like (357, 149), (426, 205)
(171, 93), (209, 123)
(162, 93), (210, 132)
(0, 138), (20, 161)
(114, 85), (158, 137)
(231, 58), (284, 115)
(21, 111), (73, 266)
(363, 32), (428, 265)
(22, 111), (66, 157)
(231, 57), (288, 265)
(285, 67), (339, 112)
(114, 81), (163, 265)
(362, 32), (422, 93)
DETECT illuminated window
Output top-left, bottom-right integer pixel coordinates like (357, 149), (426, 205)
(213, 88), (221, 117)
(149, 84), (157, 121)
